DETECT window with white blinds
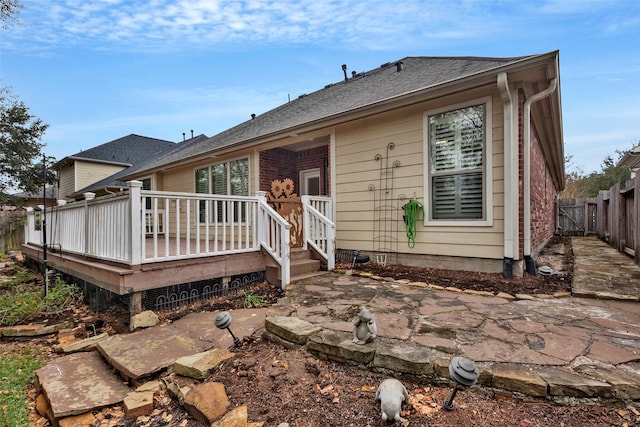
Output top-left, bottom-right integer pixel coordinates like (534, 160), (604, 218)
(195, 158), (249, 222)
(428, 103), (486, 221)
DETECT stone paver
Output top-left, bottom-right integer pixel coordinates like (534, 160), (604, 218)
(36, 351), (130, 418)
(572, 237), (640, 299)
(97, 309), (265, 381)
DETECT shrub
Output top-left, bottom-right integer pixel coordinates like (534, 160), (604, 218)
(0, 275), (82, 326)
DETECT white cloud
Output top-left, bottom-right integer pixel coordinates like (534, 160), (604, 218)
(5, 0), (495, 53)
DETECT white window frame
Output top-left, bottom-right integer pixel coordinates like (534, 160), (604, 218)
(194, 156), (250, 223)
(423, 96), (493, 227)
(194, 156), (250, 196)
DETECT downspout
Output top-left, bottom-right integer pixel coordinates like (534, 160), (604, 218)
(523, 78), (557, 274)
(497, 72), (516, 279)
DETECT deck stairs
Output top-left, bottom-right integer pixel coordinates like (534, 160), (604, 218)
(264, 247), (327, 287)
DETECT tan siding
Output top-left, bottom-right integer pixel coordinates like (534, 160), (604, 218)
(75, 161), (125, 192)
(148, 151), (258, 236)
(154, 150), (257, 195)
(58, 165), (75, 200)
(335, 86), (506, 262)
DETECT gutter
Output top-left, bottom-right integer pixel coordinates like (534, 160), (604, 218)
(497, 72), (517, 279)
(523, 77), (558, 274)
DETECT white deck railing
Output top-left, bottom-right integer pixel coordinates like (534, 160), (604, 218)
(24, 181), (335, 289)
(302, 195), (335, 270)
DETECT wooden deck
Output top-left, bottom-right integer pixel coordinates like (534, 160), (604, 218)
(22, 237), (267, 296)
(22, 187), (335, 311)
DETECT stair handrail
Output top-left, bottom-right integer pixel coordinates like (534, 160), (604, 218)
(302, 195), (335, 270)
(256, 191), (291, 288)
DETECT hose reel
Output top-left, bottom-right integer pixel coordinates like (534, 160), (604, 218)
(402, 199), (424, 248)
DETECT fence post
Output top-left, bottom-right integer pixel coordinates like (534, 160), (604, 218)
(128, 181), (143, 265)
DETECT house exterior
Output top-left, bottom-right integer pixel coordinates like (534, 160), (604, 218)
(121, 51), (564, 277)
(22, 51), (564, 312)
(52, 134), (178, 200)
(618, 143), (640, 178)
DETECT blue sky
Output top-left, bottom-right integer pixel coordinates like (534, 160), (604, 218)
(1, 0), (639, 174)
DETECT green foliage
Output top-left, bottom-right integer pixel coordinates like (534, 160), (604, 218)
(0, 87), (51, 205)
(562, 149), (634, 198)
(0, 0), (22, 29)
(0, 275), (82, 326)
(5, 265), (32, 287)
(0, 344), (46, 426)
(243, 291), (265, 308)
(44, 276), (83, 313)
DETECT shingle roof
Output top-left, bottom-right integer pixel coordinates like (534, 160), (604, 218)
(73, 134), (208, 195)
(53, 134), (176, 169)
(13, 186), (57, 200)
(124, 54), (545, 177)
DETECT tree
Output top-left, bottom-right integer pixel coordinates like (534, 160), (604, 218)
(0, 88), (50, 205)
(1, 1), (54, 206)
(1, 0), (21, 28)
(560, 149), (632, 199)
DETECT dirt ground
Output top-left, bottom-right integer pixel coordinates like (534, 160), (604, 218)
(344, 234), (574, 296)
(4, 236), (639, 426)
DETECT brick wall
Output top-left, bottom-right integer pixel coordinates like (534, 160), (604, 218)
(517, 90), (556, 258)
(529, 127), (557, 255)
(259, 145), (329, 195)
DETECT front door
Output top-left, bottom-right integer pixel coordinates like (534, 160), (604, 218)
(300, 168), (320, 196)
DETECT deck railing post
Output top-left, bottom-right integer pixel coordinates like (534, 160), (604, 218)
(256, 191), (267, 247)
(83, 192), (95, 256)
(301, 195), (310, 250)
(128, 181), (143, 265)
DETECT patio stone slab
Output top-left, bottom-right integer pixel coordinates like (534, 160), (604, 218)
(97, 309), (265, 381)
(490, 363), (548, 397)
(36, 351), (130, 418)
(536, 367), (613, 398)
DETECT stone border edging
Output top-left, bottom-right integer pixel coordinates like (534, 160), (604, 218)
(334, 269), (639, 303)
(263, 316), (640, 404)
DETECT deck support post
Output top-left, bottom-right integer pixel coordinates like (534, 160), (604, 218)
(128, 291), (143, 315)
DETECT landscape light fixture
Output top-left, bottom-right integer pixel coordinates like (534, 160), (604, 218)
(214, 311), (241, 347)
(443, 356), (479, 411)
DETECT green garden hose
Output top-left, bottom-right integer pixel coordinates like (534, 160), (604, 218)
(403, 199), (424, 248)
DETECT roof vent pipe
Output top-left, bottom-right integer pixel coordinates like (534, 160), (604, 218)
(191, 130), (194, 139)
(395, 61), (404, 72)
(342, 64), (348, 82)
(251, 113), (256, 120)
(352, 70), (356, 78)
(182, 132), (185, 142)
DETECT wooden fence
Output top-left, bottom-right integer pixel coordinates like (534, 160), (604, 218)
(596, 172), (640, 265)
(0, 209), (26, 253)
(556, 198), (597, 236)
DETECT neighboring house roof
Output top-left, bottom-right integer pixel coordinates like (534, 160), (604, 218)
(72, 134), (209, 197)
(617, 143), (640, 170)
(52, 134), (177, 170)
(121, 52), (562, 181)
(13, 186), (58, 200)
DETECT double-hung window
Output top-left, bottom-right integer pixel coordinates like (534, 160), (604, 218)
(424, 97), (492, 225)
(195, 158), (249, 223)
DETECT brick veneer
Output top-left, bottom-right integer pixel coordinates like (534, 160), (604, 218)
(529, 127), (556, 255)
(259, 146), (329, 195)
